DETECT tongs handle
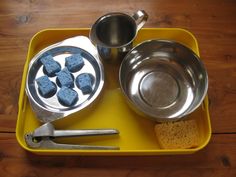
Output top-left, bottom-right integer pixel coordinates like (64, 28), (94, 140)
(25, 133), (119, 150)
(47, 141), (120, 150)
(53, 129), (119, 138)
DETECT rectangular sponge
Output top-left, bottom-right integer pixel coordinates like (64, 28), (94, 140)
(65, 54), (84, 72)
(56, 68), (74, 88)
(40, 55), (61, 76)
(154, 119), (200, 149)
(76, 73), (93, 94)
(36, 76), (56, 98)
(57, 87), (78, 106)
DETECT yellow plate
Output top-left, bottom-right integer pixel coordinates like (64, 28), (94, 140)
(16, 28), (211, 155)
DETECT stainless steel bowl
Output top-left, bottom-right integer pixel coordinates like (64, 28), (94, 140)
(119, 40), (208, 122)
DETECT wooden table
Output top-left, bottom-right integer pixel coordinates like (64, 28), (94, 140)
(0, 0), (235, 176)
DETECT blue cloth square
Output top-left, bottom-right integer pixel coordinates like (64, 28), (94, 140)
(36, 76), (57, 98)
(56, 68), (74, 88)
(65, 54), (84, 72)
(40, 55), (61, 76)
(76, 73), (93, 94)
(57, 87), (78, 106)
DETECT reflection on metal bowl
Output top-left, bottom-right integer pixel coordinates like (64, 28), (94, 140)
(119, 40), (208, 122)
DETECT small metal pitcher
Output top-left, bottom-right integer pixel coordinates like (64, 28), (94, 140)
(90, 10), (148, 63)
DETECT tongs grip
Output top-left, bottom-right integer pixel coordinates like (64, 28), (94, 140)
(26, 123), (120, 150)
(53, 129), (119, 138)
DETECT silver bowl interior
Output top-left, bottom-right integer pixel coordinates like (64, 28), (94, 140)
(119, 40), (208, 122)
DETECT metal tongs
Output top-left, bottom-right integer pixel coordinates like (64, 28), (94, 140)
(25, 123), (119, 150)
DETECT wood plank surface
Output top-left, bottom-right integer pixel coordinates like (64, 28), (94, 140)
(0, 0), (235, 176)
(0, 0), (235, 133)
(0, 133), (235, 177)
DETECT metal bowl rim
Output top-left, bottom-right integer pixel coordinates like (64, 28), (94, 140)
(119, 39), (208, 120)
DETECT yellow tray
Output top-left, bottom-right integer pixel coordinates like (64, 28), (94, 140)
(16, 28), (211, 155)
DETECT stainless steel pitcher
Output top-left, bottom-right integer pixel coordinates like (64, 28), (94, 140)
(90, 10), (148, 63)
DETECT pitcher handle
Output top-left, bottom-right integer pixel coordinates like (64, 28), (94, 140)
(132, 10), (148, 31)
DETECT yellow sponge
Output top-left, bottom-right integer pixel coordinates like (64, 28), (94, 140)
(154, 119), (200, 149)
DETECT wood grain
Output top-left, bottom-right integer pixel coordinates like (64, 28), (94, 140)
(0, 133), (235, 177)
(0, 0), (236, 176)
(0, 0), (236, 133)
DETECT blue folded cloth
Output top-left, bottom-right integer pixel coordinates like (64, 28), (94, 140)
(65, 54), (84, 72)
(40, 55), (61, 76)
(56, 68), (74, 88)
(76, 73), (94, 94)
(57, 87), (78, 106)
(36, 75), (57, 98)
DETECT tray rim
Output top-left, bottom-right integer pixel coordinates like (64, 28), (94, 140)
(16, 28), (212, 155)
